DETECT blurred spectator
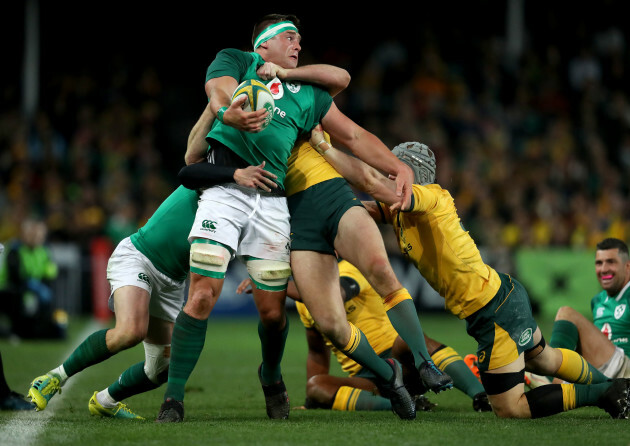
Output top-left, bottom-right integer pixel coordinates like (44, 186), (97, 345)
(0, 219), (66, 339)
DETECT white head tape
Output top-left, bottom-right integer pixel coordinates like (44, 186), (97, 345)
(254, 21), (299, 49)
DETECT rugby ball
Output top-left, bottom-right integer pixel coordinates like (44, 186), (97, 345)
(231, 79), (275, 130)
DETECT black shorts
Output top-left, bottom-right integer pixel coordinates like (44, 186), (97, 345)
(288, 178), (363, 254)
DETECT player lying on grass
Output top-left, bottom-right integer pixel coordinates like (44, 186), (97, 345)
(526, 237), (630, 386)
(312, 126), (630, 419)
(26, 103), (279, 420)
(237, 259), (491, 413)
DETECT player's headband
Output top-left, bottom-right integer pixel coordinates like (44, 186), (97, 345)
(254, 21), (299, 49)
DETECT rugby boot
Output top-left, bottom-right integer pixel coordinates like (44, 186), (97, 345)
(413, 394), (436, 412)
(597, 378), (630, 419)
(88, 392), (144, 419)
(418, 360), (453, 394)
(375, 359), (416, 420)
(258, 364), (290, 419)
(28, 374), (62, 411)
(472, 392), (492, 412)
(155, 398), (184, 423)
(0, 391), (36, 411)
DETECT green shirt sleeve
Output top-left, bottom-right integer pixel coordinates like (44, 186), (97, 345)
(205, 49), (258, 83)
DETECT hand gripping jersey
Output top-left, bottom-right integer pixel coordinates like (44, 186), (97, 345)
(205, 49), (333, 189)
(295, 260), (398, 376)
(591, 281), (630, 356)
(385, 184), (501, 319)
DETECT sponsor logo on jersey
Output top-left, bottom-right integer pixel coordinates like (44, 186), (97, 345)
(602, 322), (612, 340)
(478, 351), (486, 363)
(286, 81), (301, 93)
(614, 304), (626, 320)
(596, 307), (605, 318)
(518, 327), (533, 346)
(268, 78), (283, 99)
(137, 273), (150, 285)
(201, 219), (217, 232)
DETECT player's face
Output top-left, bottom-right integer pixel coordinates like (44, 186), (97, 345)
(265, 31), (301, 69)
(595, 248), (630, 295)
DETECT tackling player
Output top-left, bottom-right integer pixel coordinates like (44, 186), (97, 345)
(314, 127), (630, 419)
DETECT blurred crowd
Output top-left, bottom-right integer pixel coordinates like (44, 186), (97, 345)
(1, 19), (629, 268)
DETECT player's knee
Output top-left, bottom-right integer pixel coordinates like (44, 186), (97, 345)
(186, 286), (217, 318)
(306, 375), (324, 399)
(554, 306), (577, 322)
(492, 402), (528, 419)
(257, 305), (285, 328)
(109, 327), (146, 351)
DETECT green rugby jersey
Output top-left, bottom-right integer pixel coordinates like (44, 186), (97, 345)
(205, 48), (333, 188)
(130, 186), (198, 282)
(591, 282), (630, 356)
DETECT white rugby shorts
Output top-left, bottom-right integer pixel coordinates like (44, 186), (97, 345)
(189, 184), (290, 262)
(106, 237), (185, 322)
(598, 345), (630, 379)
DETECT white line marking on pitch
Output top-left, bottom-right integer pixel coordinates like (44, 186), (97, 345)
(0, 320), (105, 446)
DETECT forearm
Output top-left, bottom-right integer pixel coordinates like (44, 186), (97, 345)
(282, 64), (350, 97)
(322, 144), (399, 205)
(185, 102), (214, 165)
(178, 163), (237, 189)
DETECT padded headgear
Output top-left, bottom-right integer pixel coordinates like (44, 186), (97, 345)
(392, 142), (436, 185)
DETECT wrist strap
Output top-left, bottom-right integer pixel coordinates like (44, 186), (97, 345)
(217, 106), (228, 124)
(314, 139), (330, 155)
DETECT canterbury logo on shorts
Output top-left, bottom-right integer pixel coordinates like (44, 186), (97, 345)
(201, 219), (217, 232)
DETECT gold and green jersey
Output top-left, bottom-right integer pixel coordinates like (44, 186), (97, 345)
(295, 260), (398, 376)
(284, 135), (342, 197)
(387, 184), (501, 319)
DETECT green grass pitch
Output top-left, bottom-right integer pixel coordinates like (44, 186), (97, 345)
(1, 313), (628, 446)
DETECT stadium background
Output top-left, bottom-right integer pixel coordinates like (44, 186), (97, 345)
(1, 1), (629, 324)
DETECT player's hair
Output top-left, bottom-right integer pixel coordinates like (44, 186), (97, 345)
(596, 238), (629, 259)
(252, 14), (300, 48)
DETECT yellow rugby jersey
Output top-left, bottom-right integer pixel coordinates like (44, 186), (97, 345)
(284, 134), (342, 197)
(295, 260), (399, 376)
(387, 184), (501, 319)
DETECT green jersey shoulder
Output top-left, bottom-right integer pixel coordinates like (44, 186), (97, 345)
(591, 282), (630, 356)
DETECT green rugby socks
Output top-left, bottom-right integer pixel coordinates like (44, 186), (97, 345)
(549, 320), (579, 350)
(164, 311), (207, 402)
(385, 298), (432, 366)
(432, 346), (484, 398)
(62, 329), (112, 377)
(258, 318), (289, 384)
(108, 361), (163, 402)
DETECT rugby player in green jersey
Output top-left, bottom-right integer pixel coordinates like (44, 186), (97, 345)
(26, 105), (277, 419)
(314, 129), (630, 419)
(159, 13), (449, 422)
(546, 238), (630, 379)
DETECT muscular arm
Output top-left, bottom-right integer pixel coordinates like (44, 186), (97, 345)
(320, 103), (414, 209)
(185, 102), (214, 165)
(258, 62), (350, 97)
(309, 125), (403, 207)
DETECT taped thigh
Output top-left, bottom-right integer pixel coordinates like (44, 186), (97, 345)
(246, 258), (292, 291)
(190, 240), (232, 279)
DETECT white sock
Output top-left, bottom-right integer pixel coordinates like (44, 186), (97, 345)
(96, 389), (118, 409)
(49, 366), (68, 384)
